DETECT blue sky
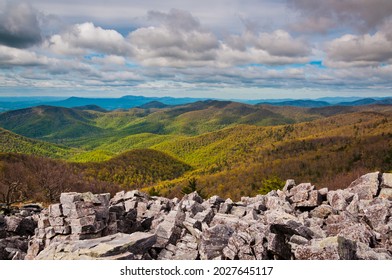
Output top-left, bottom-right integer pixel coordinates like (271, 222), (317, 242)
(0, 0), (392, 99)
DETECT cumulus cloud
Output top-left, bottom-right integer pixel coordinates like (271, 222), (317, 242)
(46, 22), (131, 56)
(218, 30), (311, 66)
(128, 9), (220, 67)
(0, 45), (50, 66)
(128, 9), (310, 68)
(325, 29), (392, 68)
(287, 0), (392, 33)
(0, 0), (42, 48)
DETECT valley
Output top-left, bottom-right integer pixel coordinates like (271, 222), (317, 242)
(0, 98), (391, 202)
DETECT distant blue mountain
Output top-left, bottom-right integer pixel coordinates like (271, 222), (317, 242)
(46, 95), (205, 110)
(337, 98), (392, 106)
(0, 95), (391, 112)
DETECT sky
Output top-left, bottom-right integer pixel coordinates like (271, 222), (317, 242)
(0, 0), (392, 99)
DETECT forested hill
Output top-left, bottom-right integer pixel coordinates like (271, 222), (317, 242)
(0, 101), (391, 201)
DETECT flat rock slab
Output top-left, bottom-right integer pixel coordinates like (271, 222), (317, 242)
(36, 232), (156, 260)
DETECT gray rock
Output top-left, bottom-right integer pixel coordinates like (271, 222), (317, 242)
(224, 231), (256, 260)
(294, 236), (357, 260)
(111, 191), (125, 205)
(283, 179), (296, 193)
(200, 224), (234, 260)
(53, 225), (71, 235)
(356, 242), (392, 260)
(325, 213), (375, 244)
(244, 208), (259, 221)
(45, 227), (56, 239)
(180, 200), (205, 216)
(95, 193), (110, 206)
(265, 195), (293, 213)
(266, 210), (313, 240)
(65, 201), (95, 219)
(379, 188), (392, 200)
(80, 192), (102, 204)
(183, 217), (202, 239)
(348, 172), (381, 200)
(124, 200), (138, 212)
(290, 235), (309, 245)
(363, 201), (390, 230)
(208, 195), (225, 206)
(0, 236), (29, 260)
(295, 190), (322, 208)
(49, 204), (63, 218)
(327, 190), (351, 211)
(124, 190), (149, 201)
(19, 174), (392, 260)
(154, 210), (185, 248)
(381, 173), (392, 188)
(318, 187), (329, 197)
(218, 202), (232, 214)
(5, 216), (22, 233)
(267, 233), (292, 260)
(231, 206), (247, 217)
(193, 208), (215, 225)
(182, 192), (204, 204)
(49, 216), (64, 227)
(310, 204), (334, 219)
(25, 239), (44, 260)
(60, 192), (82, 205)
(36, 232), (156, 260)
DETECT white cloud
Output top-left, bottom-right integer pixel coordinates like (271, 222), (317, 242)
(0, 45), (50, 66)
(325, 32), (392, 68)
(46, 22), (131, 56)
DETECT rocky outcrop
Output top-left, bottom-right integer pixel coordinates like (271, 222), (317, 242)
(0, 205), (41, 260)
(35, 232), (156, 260)
(1, 172), (392, 260)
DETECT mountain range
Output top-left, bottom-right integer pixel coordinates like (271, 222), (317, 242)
(1, 95), (391, 112)
(0, 98), (391, 201)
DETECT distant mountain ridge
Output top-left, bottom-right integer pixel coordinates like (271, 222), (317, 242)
(258, 97), (392, 107)
(1, 95), (391, 112)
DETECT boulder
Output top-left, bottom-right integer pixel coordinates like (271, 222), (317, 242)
(60, 192), (82, 205)
(199, 224), (234, 260)
(356, 242), (392, 260)
(347, 172), (381, 200)
(154, 210), (185, 248)
(267, 232), (292, 260)
(49, 204), (63, 218)
(310, 204), (334, 219)
(36, 232), (156, 260)
(294, 236), (357, 260)
(327, 190), (353, 211)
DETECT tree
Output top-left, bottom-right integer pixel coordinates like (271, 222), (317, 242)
(181, 177), (198, 195)
(181, 177), (206, 198)
(258, 176), (285, 195)
(148, 186), (161, 196)
(28, 160), (73, 202)
(0, 162), (30, 209)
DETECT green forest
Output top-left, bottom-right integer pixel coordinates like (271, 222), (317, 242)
(1, 100), (391, 205)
